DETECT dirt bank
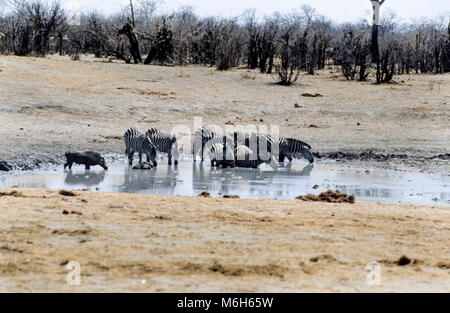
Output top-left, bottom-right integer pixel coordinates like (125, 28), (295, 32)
(0, 55), (449, 172)
(0, 188), (449, 292)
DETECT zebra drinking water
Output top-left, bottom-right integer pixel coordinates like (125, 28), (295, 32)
(234, 145), (278, 169)
(124, 127), (158, 167)
(193, 127), (234, 162)
(277, 137), (314, 163)
(146, 127), (179, 165)
(208, 143), (235, 168)
(253, 134), (314, 164)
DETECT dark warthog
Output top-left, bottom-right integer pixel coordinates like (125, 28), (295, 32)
(64, 152), (108, 170)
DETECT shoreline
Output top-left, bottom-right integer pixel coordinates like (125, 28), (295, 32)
(1, 149), (449, 174)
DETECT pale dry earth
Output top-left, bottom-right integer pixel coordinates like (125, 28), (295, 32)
(0, 55), (449, 171)
(0, 188), (449, 292)
(0, 55), (449, 293)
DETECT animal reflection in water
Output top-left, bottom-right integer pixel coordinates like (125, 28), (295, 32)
(192, 163), (314, 197)
(121, 165), (179, 194)
(281, 163), (314, 176)
(64, 170), (106, 186)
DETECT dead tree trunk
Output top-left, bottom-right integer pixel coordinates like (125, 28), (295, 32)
(370, 0), (385, 64)
(118, 21), (142, 64)
(129, 0), (135, 27)
(371, 0), (386, 83)
(446, 21), (450, 72)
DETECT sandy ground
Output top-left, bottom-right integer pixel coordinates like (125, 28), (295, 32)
(0, 188), (449, 292)
(0, 55), (449, 171)
(0, 55), (449, 293)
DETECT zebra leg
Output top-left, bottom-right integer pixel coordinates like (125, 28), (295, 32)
(279, 155), (286, 163)
(288, 156), (293, 162)
(201, 142), (205, 162)
(193, 145), (202, 163)
(85, 165), (91, 170)
(139, 152), (143, 164)
(128, 151), (135, 165)
(200, 129), (205, 162)
(168, 150), (172, 166)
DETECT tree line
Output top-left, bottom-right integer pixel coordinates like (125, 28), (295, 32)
(0, 0), (449, 84)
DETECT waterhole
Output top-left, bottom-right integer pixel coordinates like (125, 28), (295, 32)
(1, 160), (448, 205)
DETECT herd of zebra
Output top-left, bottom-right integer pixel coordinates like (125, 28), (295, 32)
(124, 127), (314, 169)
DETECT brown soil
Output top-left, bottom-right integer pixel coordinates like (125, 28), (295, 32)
(0, 55), (449, 171)
(0, 188), (449, 292)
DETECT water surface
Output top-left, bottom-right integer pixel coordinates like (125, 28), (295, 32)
(1, 160), (449, 205)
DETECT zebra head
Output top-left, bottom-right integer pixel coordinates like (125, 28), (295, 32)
(286, 138), (314, 163)
(144, 135), (158, 166)
(301, 148), (315, 164)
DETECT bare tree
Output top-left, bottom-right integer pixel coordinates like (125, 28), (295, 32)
(118, 19), (142, 63)
(129, 0), (135, 27)
(339, 27), (371, 81)
(215, 17), (244, 71)
(1, 0), (448, 80)
(258, 16), (278, 73)
(144, 16), (173, 64)
(244, 9), (260, 69)
(274, 13), (301, 85)
(370, 0), (386, 64)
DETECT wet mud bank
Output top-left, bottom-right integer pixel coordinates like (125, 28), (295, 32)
(1, 148), (449, 175)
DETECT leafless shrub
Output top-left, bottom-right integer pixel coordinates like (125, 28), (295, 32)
(339, 27), (370, 81)
(0, 0), (448, 82)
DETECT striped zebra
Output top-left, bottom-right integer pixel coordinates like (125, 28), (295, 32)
(234, 145), (278, 169)
(208, 143), (235, 168)
(193, 127), (233, 162)
(146, 127), (179, 165)
(124, 127), (158, 166)
(257, 134), (314, 163)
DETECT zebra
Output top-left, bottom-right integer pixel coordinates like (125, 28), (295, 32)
(124, 127), (158, 167)
(193, 127), (234, 162)
(234, 145), (278, 169)
(208, 143), (235, 168)
(278, 137), (314, 163)
(146, 127), (179, 165)
(252, 134), (314, 164)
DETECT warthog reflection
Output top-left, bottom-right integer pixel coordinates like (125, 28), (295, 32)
(64, 170), (106, 186)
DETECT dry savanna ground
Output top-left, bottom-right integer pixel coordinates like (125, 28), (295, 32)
(0, 188), (449, 292)
(0, 55), (449, 293)
(0, 54), (449, 170)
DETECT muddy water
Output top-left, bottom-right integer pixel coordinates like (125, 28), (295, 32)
(0, 161), (449, 205)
